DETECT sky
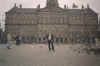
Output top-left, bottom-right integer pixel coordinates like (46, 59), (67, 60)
(0, 0), (100, 30)
(0, 0), (100, 13)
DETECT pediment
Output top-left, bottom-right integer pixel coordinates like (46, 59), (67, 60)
(38, 7), (64, 12)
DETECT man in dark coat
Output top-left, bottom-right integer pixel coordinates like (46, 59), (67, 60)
(46, 33), (55, 51)
(15, 35), (21, 45)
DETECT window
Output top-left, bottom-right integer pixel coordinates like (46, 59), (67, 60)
(72, 16), (80, 22)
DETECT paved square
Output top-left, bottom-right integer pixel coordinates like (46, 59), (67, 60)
(0, 44), (100, 66)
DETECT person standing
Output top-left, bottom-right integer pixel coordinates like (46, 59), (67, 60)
(47, 33), (55, 51)
(15, 35), (21, 45)
(95, 38), (99, 47)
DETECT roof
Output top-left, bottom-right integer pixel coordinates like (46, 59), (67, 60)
(16, 8), (37, 13)
(6, 5), (97, 16)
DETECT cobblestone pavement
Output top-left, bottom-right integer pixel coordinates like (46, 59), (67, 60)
(0, 44), (100, 66)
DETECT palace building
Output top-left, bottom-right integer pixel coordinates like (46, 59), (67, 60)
(5, 0), (99, 43)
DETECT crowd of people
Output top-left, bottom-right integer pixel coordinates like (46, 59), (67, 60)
(6, 32), (100, 52)
(6, 33), (55, 52)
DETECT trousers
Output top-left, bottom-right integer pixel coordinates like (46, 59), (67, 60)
(48, 40), (54, 51)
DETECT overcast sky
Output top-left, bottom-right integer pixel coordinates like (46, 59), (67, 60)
(0, 0), (100, 13)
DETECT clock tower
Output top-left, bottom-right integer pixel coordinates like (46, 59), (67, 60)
(46, 0), (59, 8)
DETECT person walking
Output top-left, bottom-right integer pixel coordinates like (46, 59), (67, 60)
(7, 33), (13, 49)
(47, 33), (55, 51)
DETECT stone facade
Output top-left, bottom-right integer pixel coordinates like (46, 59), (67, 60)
(5, 0), (98, 43)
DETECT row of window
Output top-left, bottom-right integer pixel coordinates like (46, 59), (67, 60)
(7, 20), (37, 24)
(39, 16), (68, 24)
(7, 15), (97, 24)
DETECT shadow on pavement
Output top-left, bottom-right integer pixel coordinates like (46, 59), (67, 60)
(87, 48), (100, 56)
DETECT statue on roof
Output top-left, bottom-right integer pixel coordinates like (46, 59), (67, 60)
(72, 3), (78, 8)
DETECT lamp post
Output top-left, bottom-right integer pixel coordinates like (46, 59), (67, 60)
(2, 13), (5, 32)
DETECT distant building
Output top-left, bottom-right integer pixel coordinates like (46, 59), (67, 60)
(0, 28), (7, 44)
(5, 0), (99, 43)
